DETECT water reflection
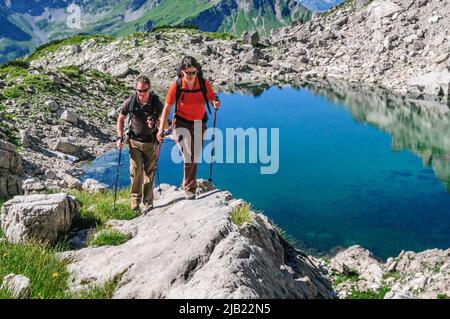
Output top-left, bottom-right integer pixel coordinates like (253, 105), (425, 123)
(304, 81), (450, 192)
(233, 81), (450, 192)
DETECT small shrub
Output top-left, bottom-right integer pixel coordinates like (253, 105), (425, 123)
(347, 286), (390, 299)
(89, 229), (131, 247)
(230, 204), (252, 226)
(333, 269), (361, 286)
(276, 226), (298, 246)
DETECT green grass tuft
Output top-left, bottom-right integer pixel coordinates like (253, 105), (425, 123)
(346, 286), (390, 299)
(230, 204), (253, 226)
(69, 188), (137, 229)
(333, 269), (361, 286)
(0, 241), (73, 299)
(437, 294), (450, 299)
(89, 229), (131, 247)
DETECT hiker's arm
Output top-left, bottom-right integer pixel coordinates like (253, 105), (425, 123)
(158, 102), (172, 131)
(206, 81), (221, 109)
(117, 114), (126, 137)
(157, 102), (172, 143)
(116, 114), (126, 149)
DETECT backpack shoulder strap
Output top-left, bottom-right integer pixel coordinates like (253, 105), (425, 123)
(175, 79), (182, 116)
(150, 92), (161, 117)
(198, 76), (212, 115)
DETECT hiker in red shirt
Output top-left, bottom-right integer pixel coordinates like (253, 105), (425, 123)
(157, 56), (221, 199)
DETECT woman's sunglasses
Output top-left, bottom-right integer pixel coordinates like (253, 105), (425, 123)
(184, 70), (197, 76)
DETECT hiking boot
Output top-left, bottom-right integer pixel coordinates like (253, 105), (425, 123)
(131, 198), (140, 211)
(185, 192), (196, 200)
(143, 202), (154, 213)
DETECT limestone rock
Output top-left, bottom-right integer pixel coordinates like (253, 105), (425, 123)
(0, 140), (23, 199)
(54, 140), (81, 156)
(82, 178), (108, 193)
(0, 193), (79, 244)
(1, 274), (31, 299)
(59, 186), (333, 299)
(60, 110), (78, 124)
(242, 31), (260, 46)
(45, 100), (59, 112)
(331, 245), (384, 284)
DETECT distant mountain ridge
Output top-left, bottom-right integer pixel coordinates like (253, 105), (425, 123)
(298, 0), (344, 11)
(0, 0), (311, 63)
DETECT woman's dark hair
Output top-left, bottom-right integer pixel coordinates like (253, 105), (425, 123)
(176, 56), (203, 79)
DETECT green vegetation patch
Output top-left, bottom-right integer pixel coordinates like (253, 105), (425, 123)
(0, 104), (19, 146)
(333, 269), (361, 286)
(346, 286), (390, 299)
(276, 226), (298, 246)
(0, 241), (73, 299)
(89, 229), (131, 247)
(69, 188), (137, 229)
(27, 35), (115, 61)
(437, 294), (450, 299)
(0, 240), (118, 299)
(230, 204), (253, 226)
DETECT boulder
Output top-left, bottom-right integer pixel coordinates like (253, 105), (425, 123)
(45, 100), (59, 112)
(0, 140), (23, 199)
(0, 193), (79, 244)
(242, 31), (260, 46)
(82, 179), (108, 193)
(330, 245), (384, 285)
(20, 131), (31, 148)
(22, 178), (46, 195)
(59, 174), (82, 190)
(0, 274), (31, 299)
(60, 110), (78, 124)
(111, 64), (139, 78)
(407, 70), (450, 96)
(59, 185), (333, 299)
(54, 140), (81, 156)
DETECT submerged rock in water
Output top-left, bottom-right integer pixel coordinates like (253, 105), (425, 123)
(59, 184), (333, 299)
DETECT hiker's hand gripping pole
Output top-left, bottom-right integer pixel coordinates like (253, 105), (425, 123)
(155, 130), (171, 194)
(209, 96), (220, 183)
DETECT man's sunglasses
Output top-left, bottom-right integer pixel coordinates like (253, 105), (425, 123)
(136, 87), (150, 93)
(184, 70), (197, 76)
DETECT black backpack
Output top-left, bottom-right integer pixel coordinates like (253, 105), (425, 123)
(174, 76), (212, 119)
(127, 92), (161, 140)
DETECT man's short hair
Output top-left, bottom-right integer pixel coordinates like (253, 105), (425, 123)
(136, 75), (151, 86)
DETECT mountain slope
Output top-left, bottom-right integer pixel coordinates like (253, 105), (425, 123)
(298, 0), (344, 11)
(0, 0), (311, 63)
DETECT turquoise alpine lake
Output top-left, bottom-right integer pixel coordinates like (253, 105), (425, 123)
(83, 83), (450, 260)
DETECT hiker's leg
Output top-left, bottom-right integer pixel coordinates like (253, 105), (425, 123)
(184, 121), (206, 194)
(142, 142), (157, 205)
(129, 139), (144, 204)
(174, 120), (194, 192)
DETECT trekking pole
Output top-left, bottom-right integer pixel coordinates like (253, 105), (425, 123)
(155, 141), (163, 195)
(155, 130), (170, 195)
(113, 146), (122, 210)
(208, 97), (219, 183)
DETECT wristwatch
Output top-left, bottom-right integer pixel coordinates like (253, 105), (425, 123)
(117, 136), (124, 142)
